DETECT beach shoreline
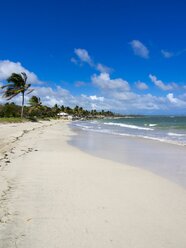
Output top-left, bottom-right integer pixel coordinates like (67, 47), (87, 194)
(0, 120), (186, 248)
(69, 124), (186, 188)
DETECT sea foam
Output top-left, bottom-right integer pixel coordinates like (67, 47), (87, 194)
(104, 122), (154, 131)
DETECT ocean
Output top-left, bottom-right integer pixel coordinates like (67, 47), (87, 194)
(71, 116), (186, 146)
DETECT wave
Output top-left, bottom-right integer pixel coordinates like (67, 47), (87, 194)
(144, 123), (157, 127)
(104, 122), (154, 131)
(71, 120), (186, 146)
(78, 127), (186, 146)
(74, 124), (92, 129)
(168, 132), (186, 137)
(149, 124), (157, 127)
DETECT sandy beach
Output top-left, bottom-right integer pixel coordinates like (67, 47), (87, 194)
(0, 120), (186, 248)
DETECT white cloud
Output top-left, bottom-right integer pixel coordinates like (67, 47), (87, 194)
(167, 93), (178, 103)
(161, 48), (186, 58)
(73, 48), (112, 73)
(90, 95), (104, 101)
(0, 60), (43, 84)
(33, 86), (186, 111)
(90, 73), (168, 112)
(161, 50), (174, 58)
(166, 93), (186, 107)
(1, 58), (186, 114)
(135, 81), (148, 90)
(30, 87), (107, 110)
(33, 86), (73, 107)
(2, 81), (186, 113)
(149, 74), (178, 91)
(96, 63), (112, 73)
(129, 40), (149, 59)
(92, 72), (130, 91)
(111, 91), (137, 101)
(74, 48), (93, 65)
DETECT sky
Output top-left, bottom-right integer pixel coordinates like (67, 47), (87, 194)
(0, 0), (186, 114)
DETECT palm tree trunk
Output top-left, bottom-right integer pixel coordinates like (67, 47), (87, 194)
(21, 92), (25, 119)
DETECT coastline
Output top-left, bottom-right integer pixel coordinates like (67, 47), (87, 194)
(0, 121), (186, 247)
(69, 125), (186, 188)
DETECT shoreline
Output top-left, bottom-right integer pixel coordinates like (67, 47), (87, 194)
(0, 121), (186, 247)
(69, 125), (186, 188)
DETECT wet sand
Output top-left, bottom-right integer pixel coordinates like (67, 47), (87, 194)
(69, 126), (186, 188)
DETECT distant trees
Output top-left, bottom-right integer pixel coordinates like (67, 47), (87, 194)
(60, 105), (115, 118)
(1, 72), (33, 118)
(0, 71), (116, 119)
(0, 103), (21, 118)
(52, 104), (61, 116)
(0, 101), (116, 120)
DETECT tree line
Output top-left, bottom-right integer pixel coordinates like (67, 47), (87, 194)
(0, 72), (115, 119)
(0, 101), (115, 119)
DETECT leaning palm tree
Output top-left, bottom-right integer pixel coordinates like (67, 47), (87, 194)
(1, 72), (34, 118)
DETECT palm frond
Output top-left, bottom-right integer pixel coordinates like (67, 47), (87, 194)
(26, 88), (34, 95)
(3, 88), (22, 100)
(1, 83), (15, 89)
(2, 72), (34, 118)
(7, 73), (25, 87)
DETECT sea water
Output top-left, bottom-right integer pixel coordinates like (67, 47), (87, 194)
(71, 116), (186, 146)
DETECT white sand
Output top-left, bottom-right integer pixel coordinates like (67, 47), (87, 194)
(0, 120), (186, 248)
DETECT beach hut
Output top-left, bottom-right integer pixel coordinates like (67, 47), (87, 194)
(57, 112), (69, 119)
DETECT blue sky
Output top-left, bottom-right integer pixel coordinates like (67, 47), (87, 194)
(1, 0), (186, 114)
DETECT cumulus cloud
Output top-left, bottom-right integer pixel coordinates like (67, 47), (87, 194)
(3, 81), (186, 113)
(1, 58), (186, 114)
(166, 93), (186, 107)
(33, 86), (74, 107)
(4, 84), (107, 110)
(72, 48), (112, 73)
(0, 60), (43, 84)
(135, 81), (148, 90)
(129, 40), (149, 59)
(33, 86), (186, 113)
(149, 74), (178, 91)
(89, 95), (104, 101)
(92, 72), (130, 91)
(89, 72), (168, 111)
(167, 93), (178, 103)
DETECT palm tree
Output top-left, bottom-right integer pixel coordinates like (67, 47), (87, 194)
(29, 96), (42, 107)
(1, 72), (33, 118)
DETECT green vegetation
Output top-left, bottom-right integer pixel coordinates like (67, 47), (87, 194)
(0, 102), (116, 121)
(0, 72), (117, 122)
(1, 72), (33, 118)
(60, 105), (115, 118)
(0, 117), (28, 123)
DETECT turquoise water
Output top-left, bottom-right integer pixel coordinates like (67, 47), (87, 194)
(71, 116), (186, 146)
